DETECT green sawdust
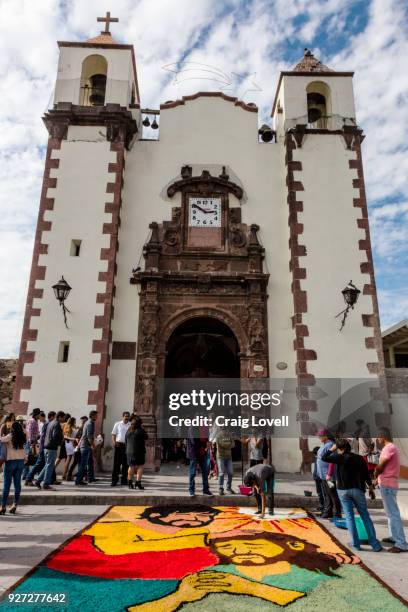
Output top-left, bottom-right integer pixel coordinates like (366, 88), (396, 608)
(183, 565), (407, 611)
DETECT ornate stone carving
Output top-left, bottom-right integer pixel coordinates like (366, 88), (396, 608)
(249, 316), (265, 353)
(163, 228), (180, 247)
(43, 105), (138, 149)
(171, 207), (181, 223)
(230, 225), (246, 248)
(291, 125), (307, 148)
(136, 375), (155, 413)
(47, 119), (69, 140)
(106, 121), (126, 144)
(199, 260), (228, 272)
(231, 304), (250, 329)
(132, 170), (269, 429)
(247, 303), (267, 355)
(229, 208), (242, 224)
(167, 168), (243, 200)
(341, 125), (364, 150)
(219, 166), (230, 181)
(181, 165), (192, 179)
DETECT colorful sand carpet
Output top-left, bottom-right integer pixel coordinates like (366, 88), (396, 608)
(1, 506), (406, 611)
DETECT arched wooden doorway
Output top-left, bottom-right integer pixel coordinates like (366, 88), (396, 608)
(163, 316), (241, 462)
(165, 317), (240, 379)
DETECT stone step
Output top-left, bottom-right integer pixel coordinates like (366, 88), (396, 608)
(17, 491), (384, 507)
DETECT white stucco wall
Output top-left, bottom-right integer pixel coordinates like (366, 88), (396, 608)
(294, 134), (377, 377)
(22, 126), (116, 421)
(105, 96), (297, 447)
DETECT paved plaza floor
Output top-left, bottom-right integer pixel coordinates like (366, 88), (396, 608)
(0, 469), (407, 609)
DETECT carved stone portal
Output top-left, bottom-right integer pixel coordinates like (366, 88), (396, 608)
(130, 168), (269, 465)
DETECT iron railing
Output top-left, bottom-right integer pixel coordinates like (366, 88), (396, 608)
(307, 114), (329, 129)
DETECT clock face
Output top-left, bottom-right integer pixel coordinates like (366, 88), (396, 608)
(189, 197), (221, 227)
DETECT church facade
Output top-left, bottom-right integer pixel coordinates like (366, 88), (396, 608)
(13, 17), (384, 471)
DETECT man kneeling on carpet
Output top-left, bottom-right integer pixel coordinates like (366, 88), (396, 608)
(243, 462), (275, 517)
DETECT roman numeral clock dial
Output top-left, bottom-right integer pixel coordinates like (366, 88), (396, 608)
(189, 197), (221, 227)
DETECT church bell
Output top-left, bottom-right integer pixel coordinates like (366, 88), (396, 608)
(89, 74), (107, 106)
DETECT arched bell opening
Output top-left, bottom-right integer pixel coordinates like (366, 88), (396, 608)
(306, 81), (331, 128)
(80, 54), (108, 107)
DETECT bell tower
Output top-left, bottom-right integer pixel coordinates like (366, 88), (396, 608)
(53, 11), (139, 110)
(271, 49), (385, 456)
(13, 14), (139, 432)
(272, 48), (356, 136)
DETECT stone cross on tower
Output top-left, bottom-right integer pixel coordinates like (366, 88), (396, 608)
(97, 11), (119, 34)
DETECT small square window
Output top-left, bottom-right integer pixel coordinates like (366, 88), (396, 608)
(58, 341), (70, 363)
(70, 240), (82, 257)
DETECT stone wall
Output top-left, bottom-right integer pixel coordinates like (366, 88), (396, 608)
(0, 359), (17, 416)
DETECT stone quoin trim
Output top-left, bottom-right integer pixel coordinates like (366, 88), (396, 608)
(349, 136), (385, 377)
(88, 141), (125, 432)
(12, 138), (62, 414)
(284, 132), (318, 444)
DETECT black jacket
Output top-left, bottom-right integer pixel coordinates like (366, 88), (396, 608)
(44, 420), (63, 450)
(322, 449), (372, 491)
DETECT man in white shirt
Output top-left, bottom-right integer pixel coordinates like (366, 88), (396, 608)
(111, 411), (131, 486)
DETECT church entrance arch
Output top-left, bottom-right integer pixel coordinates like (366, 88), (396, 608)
(164, 316), (240, 379)
(163, 316), (241, 462)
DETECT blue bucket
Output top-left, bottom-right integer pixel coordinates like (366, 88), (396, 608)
(333, 516), (369, 543)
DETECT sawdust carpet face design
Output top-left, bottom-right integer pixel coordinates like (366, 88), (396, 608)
(1, 506), (406, 611)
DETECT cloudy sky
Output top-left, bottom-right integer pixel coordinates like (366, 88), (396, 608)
(0, 0), (407, 357)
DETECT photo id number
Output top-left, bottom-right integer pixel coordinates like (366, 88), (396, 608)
(8, 593), (66, 604)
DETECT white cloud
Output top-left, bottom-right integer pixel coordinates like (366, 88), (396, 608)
(0, 0), (407, 355)
(378, 287), (408, 330)
(330, 0), (408, 204)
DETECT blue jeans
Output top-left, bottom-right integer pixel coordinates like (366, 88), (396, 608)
(189, 455), (210, 494)
(2, 459), (24, 506)
(218, 458), (233, 492)
(37, 449), (58, 487)
(88, 450), (95, 481)
(76, 447), (91, 484)
(380, 486), (408, 550)
(27, 449), (45, 482)
(22, 442), (32, 479)
(337, 488), (381, 551)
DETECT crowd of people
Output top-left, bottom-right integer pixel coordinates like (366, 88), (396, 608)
(0, 410), (407, 555)
(313, 425), (408, 553)
(0, 409), (148, 512)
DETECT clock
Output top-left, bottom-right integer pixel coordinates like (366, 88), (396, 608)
(189, 197), (221, 227)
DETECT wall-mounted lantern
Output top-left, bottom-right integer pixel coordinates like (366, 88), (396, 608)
(335, 280), (361, 331)
(52, 276), (72, 329)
